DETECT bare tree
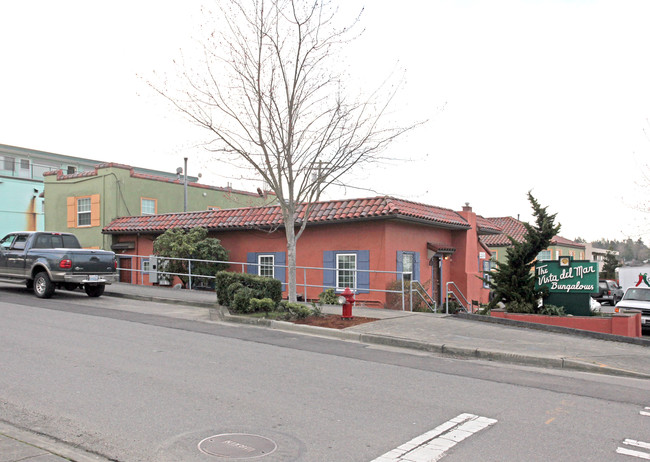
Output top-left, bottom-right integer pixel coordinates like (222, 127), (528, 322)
(153, 0), (417, 301)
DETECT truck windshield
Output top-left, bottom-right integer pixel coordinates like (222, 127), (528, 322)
(623, 288), (650, 302)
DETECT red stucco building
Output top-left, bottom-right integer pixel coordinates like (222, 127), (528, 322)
(102, 196), (501, 309)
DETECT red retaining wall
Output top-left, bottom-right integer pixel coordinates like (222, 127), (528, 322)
(490, 311), (642, 338)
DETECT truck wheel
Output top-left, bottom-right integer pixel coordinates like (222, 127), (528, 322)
(34, 272), (55, 299)
(84, 284), (105, 298)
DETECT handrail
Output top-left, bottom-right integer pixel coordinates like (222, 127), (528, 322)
(445, 281), (471, 314)
(410, 280), (437, 312)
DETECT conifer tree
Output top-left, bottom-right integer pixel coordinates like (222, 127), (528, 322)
(601, 248), (620, 279)
(487, 193), (561, 311)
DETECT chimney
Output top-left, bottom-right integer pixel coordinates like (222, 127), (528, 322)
(462, 202), (472, 212)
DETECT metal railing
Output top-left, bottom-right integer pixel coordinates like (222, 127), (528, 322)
(116, 254), (421, 310)
(445, 281), (471, 314)
(410, 280), (437, 312)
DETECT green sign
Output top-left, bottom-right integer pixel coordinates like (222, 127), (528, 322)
(534, 259), (598, 294)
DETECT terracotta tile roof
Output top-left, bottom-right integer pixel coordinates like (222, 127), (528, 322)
(481, 216), (584, 248)
(103, 196), (484, 235)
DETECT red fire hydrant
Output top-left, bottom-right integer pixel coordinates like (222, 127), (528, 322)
(338, 287), (355, 319)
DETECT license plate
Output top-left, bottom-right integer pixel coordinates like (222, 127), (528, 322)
(88, 275), (99, 282)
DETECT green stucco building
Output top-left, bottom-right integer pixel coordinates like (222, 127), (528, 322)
(44, 163), (275, 249)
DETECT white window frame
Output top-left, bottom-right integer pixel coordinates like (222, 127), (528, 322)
(536, 250), (551, 261)
(401, 252), (414, 281)
(258, 254), (274, 279)
(141, 198), (156, 215)
(77, 197), (91, 227)
(336, 253), (357, 290)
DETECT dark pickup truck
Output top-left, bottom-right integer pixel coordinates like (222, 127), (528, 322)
(0, 231), (117, 298)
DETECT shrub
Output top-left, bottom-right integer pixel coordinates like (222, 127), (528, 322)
(215, 272), (282, 307)
(226, 282), (244, 307)
(384, 279), (435, 311)
(277, 300), (312, 319)
(539, 304), (566, 316)
(505, 300), (535, 313)
(232, 287), (258, 313)
(249, 297), (276, 314)
(318, 288), (339, 305)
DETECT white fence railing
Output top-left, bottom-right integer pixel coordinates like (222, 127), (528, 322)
(115, 254), (429, 311)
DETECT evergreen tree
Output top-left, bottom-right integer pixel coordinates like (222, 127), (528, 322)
(601, 247), (620, 279)
(487, 193), (561, 311)
(153, 227), (229, 288)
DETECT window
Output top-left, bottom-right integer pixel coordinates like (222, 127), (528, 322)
(258, 255), (274, 278)
(67, 166), (77, 174)
(536, 250), (551, 261)
(141, 198), (157, 215)
(323, 250), (369, 293)
(11, 234), (28, 250)
(20, 159), (30, 170)
(67, 194), (100, 228)
(337, 254), (357, 290)
(0, 234), (15, 249)
(3, 156), (15, 172)
(246, 252), (286, 287)
(396, 251), (420, 281)
(401, 252), (414, 281)
(142, 259), (150, 275)
(77, 197), (91, 226)
(482, 260), (492, 288)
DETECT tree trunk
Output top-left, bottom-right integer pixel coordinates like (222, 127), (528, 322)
(284, 216), (298, 302)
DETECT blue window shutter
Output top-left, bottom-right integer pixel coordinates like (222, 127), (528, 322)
(246, 252), (257, 274)
(323, 251), (335, 289)
(414, 252), (420, 281)
(274, 252), (286, 286)
(357, 250), (370, 294)
(396, 251), (404, 280)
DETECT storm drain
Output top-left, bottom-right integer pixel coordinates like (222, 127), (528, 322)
(198, 433), (277, 459)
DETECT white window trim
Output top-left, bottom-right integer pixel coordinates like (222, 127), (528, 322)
(336, 253), (357, 291)
(77, 197), (91, 227)
(258, 254), (274, 279)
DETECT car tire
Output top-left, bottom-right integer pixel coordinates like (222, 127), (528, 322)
(34, 272), (55, 299)
(84, 284), (105, 298)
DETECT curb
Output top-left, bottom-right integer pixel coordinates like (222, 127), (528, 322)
(0, 421), (113, 462)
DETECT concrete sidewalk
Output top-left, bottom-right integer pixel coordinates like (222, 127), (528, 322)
(103, 283), (650, 379)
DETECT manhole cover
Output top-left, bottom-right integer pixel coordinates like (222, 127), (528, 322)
(198, 433), (277, 459)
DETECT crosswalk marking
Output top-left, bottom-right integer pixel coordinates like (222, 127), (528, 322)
(370, 413), (497, 462)
(617, 439), (650, 460)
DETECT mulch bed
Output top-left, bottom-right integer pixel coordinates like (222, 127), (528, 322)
(291, 314), (379, 329)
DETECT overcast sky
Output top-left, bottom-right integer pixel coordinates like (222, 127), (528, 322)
(1, 0), (649, 243)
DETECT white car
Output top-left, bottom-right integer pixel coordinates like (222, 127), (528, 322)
(615, 287), (650, 330)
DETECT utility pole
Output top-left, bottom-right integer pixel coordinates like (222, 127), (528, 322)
(183, 157), (188, 212)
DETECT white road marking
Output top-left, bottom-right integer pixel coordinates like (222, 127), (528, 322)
(640, 407), (650, 417)
(370, 413), (497, 462)
(617, 439), (650, 460)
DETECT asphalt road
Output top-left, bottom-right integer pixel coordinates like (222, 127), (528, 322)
(1, 288), (649, 461)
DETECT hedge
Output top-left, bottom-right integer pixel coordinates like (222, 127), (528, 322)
(215, 271), (282, 307)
